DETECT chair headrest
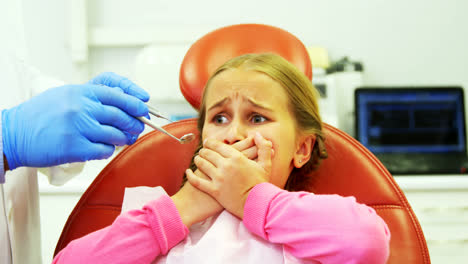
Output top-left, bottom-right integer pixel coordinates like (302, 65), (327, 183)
(179, 24), (312, 109)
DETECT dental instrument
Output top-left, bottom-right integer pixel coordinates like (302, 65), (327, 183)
(146, 104), (171, 122)
(139, 104), (195, 144)
(94, 83), (193, 144)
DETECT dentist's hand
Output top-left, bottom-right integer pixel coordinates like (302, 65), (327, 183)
(2, 72), (150, 170)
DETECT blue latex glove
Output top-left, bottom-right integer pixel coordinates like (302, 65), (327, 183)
(2, 72), (150, 169)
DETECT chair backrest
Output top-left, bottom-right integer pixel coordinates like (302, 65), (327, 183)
(55, 24), (430, 263)
(179, 24), (312, 109)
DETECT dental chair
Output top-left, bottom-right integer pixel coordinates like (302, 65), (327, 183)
(55, 24), (430, 263)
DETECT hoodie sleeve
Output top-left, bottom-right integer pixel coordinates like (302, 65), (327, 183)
(243, 183), (390, 264)
(52, 194), (188, 264)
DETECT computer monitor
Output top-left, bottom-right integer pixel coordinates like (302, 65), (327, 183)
(355, 87), (466, 155)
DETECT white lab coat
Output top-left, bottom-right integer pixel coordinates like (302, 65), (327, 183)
(0, 52), (85, 264)
(0, 1), (84, 263)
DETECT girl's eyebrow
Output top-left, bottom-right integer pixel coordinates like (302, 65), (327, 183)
(207, 97), (273, 112)
(207, 97), (230, 111)
(247, 98), (273, 112)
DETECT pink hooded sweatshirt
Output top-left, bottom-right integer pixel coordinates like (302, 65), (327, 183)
(53, 183), (390, 263)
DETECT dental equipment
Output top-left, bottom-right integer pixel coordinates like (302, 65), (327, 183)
(138, 104), (195, 144)
(146, 104), (171, 122)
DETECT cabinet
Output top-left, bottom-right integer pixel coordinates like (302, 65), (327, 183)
(396, 176), (468, 263)
(40, 193), (82, 263)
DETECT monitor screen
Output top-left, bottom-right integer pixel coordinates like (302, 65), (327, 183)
(355, 87), (466, 154)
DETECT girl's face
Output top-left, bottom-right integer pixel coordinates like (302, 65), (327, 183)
(202, 68), (313, 188)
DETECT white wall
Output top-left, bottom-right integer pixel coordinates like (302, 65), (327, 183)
(22, 0), (468, 88)
(21, 0), (78, 81)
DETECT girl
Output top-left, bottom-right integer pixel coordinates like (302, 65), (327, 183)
(53, 53), (390, 264)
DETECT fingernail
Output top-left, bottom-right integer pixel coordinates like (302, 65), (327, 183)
(203, 138), (207, 145)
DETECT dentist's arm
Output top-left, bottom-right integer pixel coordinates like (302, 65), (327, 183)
(1, 124), (6, 181)
(1, 72), (150, 183)
(3, 155), (7, 171)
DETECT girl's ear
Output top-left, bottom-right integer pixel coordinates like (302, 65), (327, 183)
(293, 135), (316, 168)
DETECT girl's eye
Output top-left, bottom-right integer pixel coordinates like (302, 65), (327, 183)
(251, 114), (267, 124)
(213, 115), (229, 124)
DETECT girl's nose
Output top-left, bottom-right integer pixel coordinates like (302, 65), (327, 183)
(223, 121), (246, 145)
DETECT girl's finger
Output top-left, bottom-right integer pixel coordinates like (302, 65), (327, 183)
(194, 155), (218, 179)
(203, 138), (237, 158)
(193, 168), (211, 180)
(241, 146), (258, 160)
(231, 136), (255, 152)
(186, 169), (216, 195)
(254, 132), (273, 171)
(199, 148), (224, 168)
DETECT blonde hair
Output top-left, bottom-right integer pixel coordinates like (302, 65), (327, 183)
(186, 53), (327, 191)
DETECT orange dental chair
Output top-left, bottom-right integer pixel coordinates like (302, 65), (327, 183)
(54, 24), (430, 263)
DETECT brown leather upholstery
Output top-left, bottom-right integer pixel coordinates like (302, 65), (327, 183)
(55, 24), (430, 263)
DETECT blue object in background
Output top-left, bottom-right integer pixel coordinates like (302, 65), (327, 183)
(170, 114), (198, 122)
